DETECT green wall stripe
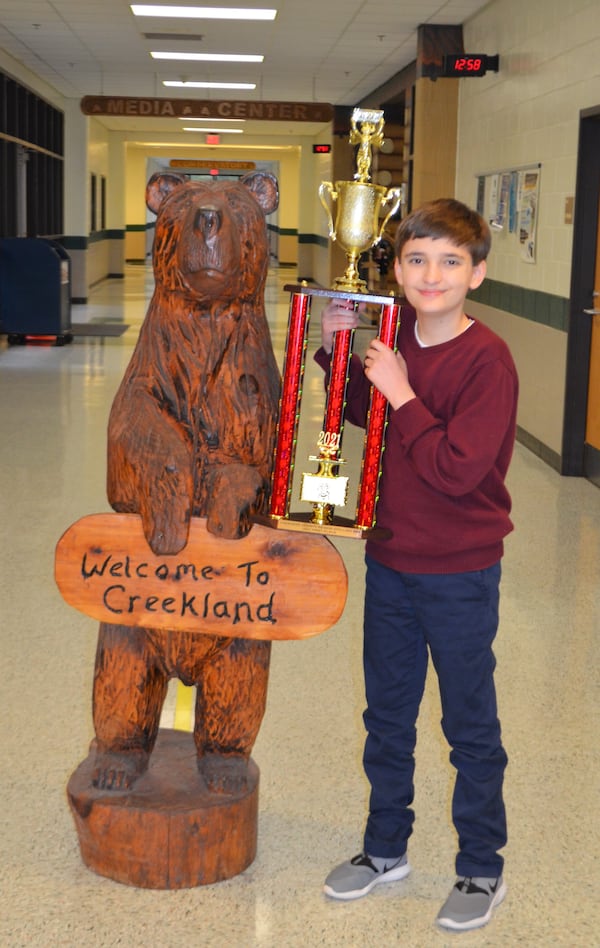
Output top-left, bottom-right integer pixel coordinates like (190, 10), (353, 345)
(469, 278), (569, 332)
(61, 230), (125, 250)
(298, 233), (329, 248)
(60, 235), (87, 250)
(89, 229), (124, 243)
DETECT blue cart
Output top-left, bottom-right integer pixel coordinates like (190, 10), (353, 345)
(0, 238), (73, 346)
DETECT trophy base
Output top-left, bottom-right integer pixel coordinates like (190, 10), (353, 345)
(253, 512), (391, 541)
(284, 283), (404, 306)
(332, 275), (367, 293)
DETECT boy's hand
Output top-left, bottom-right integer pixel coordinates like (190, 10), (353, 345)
(320, 299), (361, 353)
(364, 339), (415, 410)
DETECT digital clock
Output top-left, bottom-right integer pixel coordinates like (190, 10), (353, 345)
(442, 54), (499, 77)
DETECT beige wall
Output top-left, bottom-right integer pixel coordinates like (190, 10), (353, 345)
(456, 0), (600, 458)
(469, 301), (567, 456)
(297, 144), (332, 283)
(458, 0), (599, 299)
(88, 119), (110, 182)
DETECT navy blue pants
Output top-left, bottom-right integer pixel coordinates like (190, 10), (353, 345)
(362, 556), (508, 877)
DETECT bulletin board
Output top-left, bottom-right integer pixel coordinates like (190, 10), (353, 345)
(476, 163), (541, 263)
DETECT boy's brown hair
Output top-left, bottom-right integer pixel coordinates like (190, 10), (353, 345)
(394, 198), (491, 265)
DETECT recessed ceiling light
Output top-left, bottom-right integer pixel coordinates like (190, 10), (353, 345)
(182, 127), (244, 133)
(132, 5), (277, 20)
(164, 80), (256, 89)
(152, 51), (263, 62)
(143, 32), (204, 40)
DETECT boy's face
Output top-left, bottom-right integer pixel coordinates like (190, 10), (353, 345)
(394, 236), (486, 321)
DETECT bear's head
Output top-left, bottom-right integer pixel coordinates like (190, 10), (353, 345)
(146, 171), (279, 305)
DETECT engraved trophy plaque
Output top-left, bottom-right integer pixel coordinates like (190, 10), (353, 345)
(261, 109), (404, 538)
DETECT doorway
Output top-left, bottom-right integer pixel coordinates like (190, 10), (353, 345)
(561, 106), (600, 484)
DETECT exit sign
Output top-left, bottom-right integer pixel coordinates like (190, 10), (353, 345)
(313, 144), (331, 154)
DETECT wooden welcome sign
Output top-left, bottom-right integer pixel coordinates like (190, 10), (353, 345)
(55, 513), (348, 640)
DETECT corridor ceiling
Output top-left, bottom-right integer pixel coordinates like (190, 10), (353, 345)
(1, 1), (491, 139)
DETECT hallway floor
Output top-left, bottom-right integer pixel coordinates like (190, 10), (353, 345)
(0, 264), (598, 947)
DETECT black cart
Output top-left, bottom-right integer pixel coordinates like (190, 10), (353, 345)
(0, 238), (73, 346)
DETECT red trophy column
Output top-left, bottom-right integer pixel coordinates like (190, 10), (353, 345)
(269, 291), (310, 519)
(355, 301), (400, 528)
(322, 325), (354, 457)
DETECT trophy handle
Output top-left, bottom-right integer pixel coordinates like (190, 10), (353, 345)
(318, 181), (337, 240)
(377, 187), (403, 242)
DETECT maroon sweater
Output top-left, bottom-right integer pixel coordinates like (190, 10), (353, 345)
(315, 305), (518, 573)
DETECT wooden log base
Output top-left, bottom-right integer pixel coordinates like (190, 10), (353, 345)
(67, 729), (259, 889)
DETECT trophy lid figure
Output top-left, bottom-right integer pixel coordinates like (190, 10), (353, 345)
(349, 110), (385, 184)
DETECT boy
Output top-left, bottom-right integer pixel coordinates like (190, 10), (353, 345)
(314, 198), (518, 931)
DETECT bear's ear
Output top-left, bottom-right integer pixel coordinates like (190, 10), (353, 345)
(240, 172), (279, 215)
(146, 172), (190, 214)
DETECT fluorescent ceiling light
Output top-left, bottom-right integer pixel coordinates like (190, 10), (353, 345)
(152, 51), (263, 62)
(164, 80), (256, 89)
(132, 142), (295, 150)
(132, 6), (277, 20)
(182, 127), (244, 133)
(178, 116), (245, 122)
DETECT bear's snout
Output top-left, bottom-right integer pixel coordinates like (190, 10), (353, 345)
(175, 198), (242, 298)
(193, 205), (221, 241)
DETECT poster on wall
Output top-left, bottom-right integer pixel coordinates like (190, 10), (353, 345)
(490, 172), (511, 231)
(475, 163), (541, 259)
(486, 174), (499, 226)
(518, 169), (540, 263)
(508, 171), (519, 233)
(477, 176), (485, 215)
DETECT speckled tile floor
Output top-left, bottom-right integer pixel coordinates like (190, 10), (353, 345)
(0, 264), (598, 947)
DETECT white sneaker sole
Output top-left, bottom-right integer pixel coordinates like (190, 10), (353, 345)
(437, 879), (507, 931)
(323, 860), (411, 901)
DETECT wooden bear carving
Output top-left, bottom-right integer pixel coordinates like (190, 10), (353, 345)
(92, 171), (281, 794)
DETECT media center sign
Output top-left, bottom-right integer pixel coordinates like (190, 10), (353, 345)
(80, 96), (334, 123)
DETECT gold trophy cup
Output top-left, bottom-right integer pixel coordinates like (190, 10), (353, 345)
(318, 108), (402, 292)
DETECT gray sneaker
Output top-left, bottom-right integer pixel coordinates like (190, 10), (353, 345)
(323, 852), (410, 901)
(436, 875), (507, 930)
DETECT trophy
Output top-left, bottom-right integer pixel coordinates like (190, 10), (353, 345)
(319, 109), (402, 292)
(260, 109), (404, 539)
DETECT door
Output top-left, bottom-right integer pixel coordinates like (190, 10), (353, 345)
(583, 198), (600, 484)
(562, 107), (600, 480)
